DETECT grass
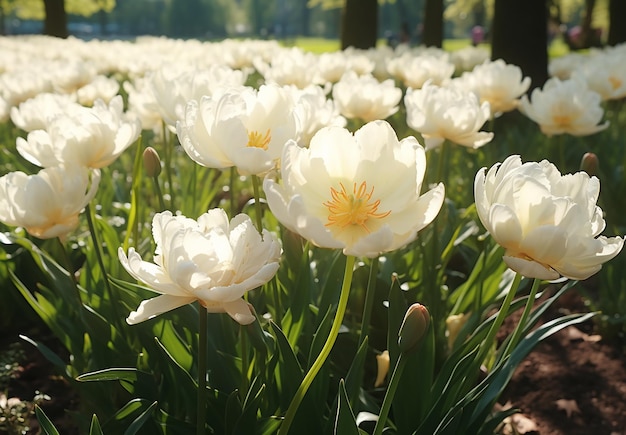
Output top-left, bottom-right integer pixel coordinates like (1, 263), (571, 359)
(288, 36), (572, 59)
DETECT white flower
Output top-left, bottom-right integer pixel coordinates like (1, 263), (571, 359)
(263, 120), (445, 258)
(454, 59), (531, 117)
(10, 93), (83, 132)
(573, 51), (626, 101)
(76, 75), (121, 106)
(291, 84), (346, 147)
(405, 81), (493, 150)
(474, 155), (624, 280)
(332, 71), (402, 122)
(176, 84), (300, 176)
(119, 209), (282, 325)
(387, 52), (455, 89)
(148, 64), (249, 130)
(15, 95), (141, 169)
(0, 165), (100, 239)
(519, 76), (609, 137)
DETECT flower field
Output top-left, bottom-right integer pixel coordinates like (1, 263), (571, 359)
(0, 35), (625, 434)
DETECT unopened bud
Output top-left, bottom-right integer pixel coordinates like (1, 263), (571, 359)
(143, 147), (162, 177)
(374, 350), (390, 388)
(580, 152), (599, 176)
(398, 303), (430, 354)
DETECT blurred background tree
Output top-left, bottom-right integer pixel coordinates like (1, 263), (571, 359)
(0, 0), (621, 53)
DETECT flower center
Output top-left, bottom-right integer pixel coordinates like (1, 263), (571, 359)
(323, 181), (390, 231)
(247, 129), (271, 150)
(609, 76), (622, 90)
(552, 114), (572, 127)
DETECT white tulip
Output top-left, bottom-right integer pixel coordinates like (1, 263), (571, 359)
(16, 95), (141, 169)
(176, 84), (300, 176)
(519, 76), (609, 137)
(119, 209), (282, 325)
(405, 81), (493, 150)
(474, 155), (624, 280)
(264, 120), (445, 258)
(0, 165), (100, 239)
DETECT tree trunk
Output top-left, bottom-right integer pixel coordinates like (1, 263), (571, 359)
(608, 0), (626, 46)
(422, 0), (443, 47)
(43, 0), (68, 38)
(340, 0), (378, 50)
(491, 0), (548, 90)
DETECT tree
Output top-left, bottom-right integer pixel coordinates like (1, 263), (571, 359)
(491, 0), (548, 90)
(422, 0), (443, 47)
(43, 0), (67, 37)
(340, 0), (377, 49)
(608, 0), (626, 45)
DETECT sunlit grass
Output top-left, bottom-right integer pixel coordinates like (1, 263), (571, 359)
(291, 36), (572, 58)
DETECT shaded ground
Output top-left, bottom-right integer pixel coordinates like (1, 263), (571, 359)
(1, 289), (625, 434)
(499, 289), (626, 435)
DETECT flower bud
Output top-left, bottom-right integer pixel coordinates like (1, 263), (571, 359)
(579, 152), (599, 176)
(398, 303), (430, 354)
(445, 312), (470, 349)
(374, 350), (390, 387)
(143, 146), (162, 177)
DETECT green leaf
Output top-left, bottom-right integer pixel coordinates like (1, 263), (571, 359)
(343, 336), (369, 409)
(124, 400), (158, 435)
(89, 415), (104, 435)
(20, 334), (68, 374)
(76, 367), (139, 383)
(269, 320), (304, 409)
(334, 379), (360, 435)
(35, 405), (60, 435)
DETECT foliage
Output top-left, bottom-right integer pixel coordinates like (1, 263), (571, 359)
(1, 0), (115, 20)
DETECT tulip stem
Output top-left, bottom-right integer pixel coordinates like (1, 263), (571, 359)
(475, 272), (522, 368)
(359, 256), (379, 346)
(278, 255), (356, 435)
(56, 237), (82, 308)
(85, 203), (121, 324)
(251, 175), (264, 234)
(161, 122), (175, 210)
(151, 176), (166, 212)
(196, 305), (208, 435)
(504, 278), (541, 356)
(372, 353), (407, 435)
(230, 167), (237, 217)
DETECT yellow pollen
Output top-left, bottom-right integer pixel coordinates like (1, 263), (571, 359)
(552, 114), (572, 127)
(609, 76), (622, 90)
(247, 129), (271, 150)
(323, 181), (390, 232)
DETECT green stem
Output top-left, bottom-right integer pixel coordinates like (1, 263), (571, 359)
(230, 167), (237, 217)
(196, 305), (207, 435)
(503, 278), (541, 356)
(435, 141), (449, 184)
(56, 237), (82, 308)
(162, 122), (175, 210)
(359, 256), (379, 346)
(251, 175), (264, 234)
(240, 323), (250, 401)
(278, 255), (356, 435)
(372, 353), (407, 435)
(475, 272), (522, 366)
(85, 203), (120, 322)
(151, 176), (166, 212)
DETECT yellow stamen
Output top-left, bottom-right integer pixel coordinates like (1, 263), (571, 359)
(609, 76), (622, 90)
(552, 114), (572, 127)
(323, 181), (390, 232)
(247, 129), (271, 150)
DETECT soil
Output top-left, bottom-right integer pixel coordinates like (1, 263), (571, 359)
(2, 288), (625, 435)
